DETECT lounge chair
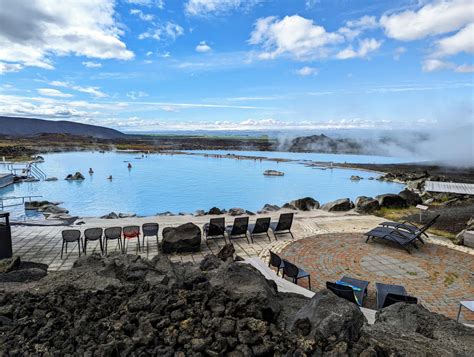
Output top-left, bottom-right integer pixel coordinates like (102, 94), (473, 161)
(83, 228), (103, 255)
(61, 229), (82, 259)
(142, 223), (159, 252)
(268, 250), (285, 276)
(282, 259), (311, 290)
(104, 227), (123, 255)
(365, 227), (421, 252)
(270, 213), (294, 240)
(378, 214), (440, 244)
(248, 217), (271, 242)
(375, 282), (418, 309)
(226, 217), (250, 243)
(123, 225), (141, 253)
(326, 276), (369, 306)
(203, 218), (226, 246)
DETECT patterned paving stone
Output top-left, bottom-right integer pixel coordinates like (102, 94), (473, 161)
(274, 233), (474, 321)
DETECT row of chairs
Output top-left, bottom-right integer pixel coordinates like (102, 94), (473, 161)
(269, 251), (418, 309)
(60, 212), (295, 259)
(204, 213), (294, 246)
(61, 223), (159, 258)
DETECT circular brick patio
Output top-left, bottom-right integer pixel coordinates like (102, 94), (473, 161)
(276, 233), (474, 320)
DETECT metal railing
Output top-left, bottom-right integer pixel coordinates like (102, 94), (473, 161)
(0, 195), (43, 210)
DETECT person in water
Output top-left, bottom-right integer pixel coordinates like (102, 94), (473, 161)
(127, 163), (132, 169)
(89, 168), (94, 174)
(107, 175), (113, 180)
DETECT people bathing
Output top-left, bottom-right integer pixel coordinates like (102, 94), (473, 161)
(108, 175), (113, 180)
(89, 168), (94, 175)
(128, 163), (132, 169)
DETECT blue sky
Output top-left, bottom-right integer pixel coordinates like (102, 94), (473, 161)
(0, 0), (472, 131)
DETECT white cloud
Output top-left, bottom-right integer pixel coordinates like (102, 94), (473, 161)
(82, 61), (102, 68)
(0, 0), (134, 71)
(146, 51), (153, 56)
(0, 62), (22, 74)
(49, 81), (108, 98)
(185, 0), (260, 16)
(296, 66), (319, 76)
(195, 41), (212, 53)
(130, 9), (154, 21)
(393, 46), (406, 60)
(126, 91), (149, 100)
(338, 15), (378, 40)
(249, 15), (344, 60)
(380, 0), (474, 41)
(138, 22), (184, 41)
(37, 88), (73, 98)
(455, 64), (474, 73)
(125, 0), (164, 7)
(434, 23), (474, 57)
(336, 38), (382, 59)
(422, 58), (474, 72)
(346, 15), (378, 30)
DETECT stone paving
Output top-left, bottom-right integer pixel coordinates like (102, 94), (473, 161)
(272, 233), (474, 322)
(8, 210), (474, 323)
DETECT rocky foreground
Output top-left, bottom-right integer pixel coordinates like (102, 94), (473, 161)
(1, 251), (473, 356)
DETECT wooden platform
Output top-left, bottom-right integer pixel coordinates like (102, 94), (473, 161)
(425, 181), (474, 195)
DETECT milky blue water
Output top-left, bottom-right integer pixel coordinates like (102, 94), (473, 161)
(0, 151), (405, 218)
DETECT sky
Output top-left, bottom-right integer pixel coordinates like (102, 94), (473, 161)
(0, 0), (473, 132)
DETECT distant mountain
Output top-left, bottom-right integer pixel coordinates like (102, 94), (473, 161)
(0, 116), (127, 139)
(287, 134), (363, 154)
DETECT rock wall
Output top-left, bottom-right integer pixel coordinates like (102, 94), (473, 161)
(1, 252), (472, 356)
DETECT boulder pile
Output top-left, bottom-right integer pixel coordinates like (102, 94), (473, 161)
(0, 252), (472, 356)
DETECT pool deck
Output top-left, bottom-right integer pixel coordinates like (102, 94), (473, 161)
(7, 209), (474, 323)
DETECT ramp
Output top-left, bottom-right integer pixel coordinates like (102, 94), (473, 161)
(425, 181), (474, 195)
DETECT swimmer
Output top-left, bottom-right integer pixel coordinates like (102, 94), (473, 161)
(107, 175), (113, 180)
(127, 163), (132, 169)
(88, 168), (94, 174)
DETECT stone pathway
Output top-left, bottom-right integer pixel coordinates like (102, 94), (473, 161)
(272, 233), (474, 322)
(8, 210), (474, 323)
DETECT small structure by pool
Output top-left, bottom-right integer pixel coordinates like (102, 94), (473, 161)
(0, 173), (14, 188)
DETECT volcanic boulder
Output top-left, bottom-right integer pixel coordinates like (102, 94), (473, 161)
(162, 223), (201, 253)
(375, 194), (408, 209)
(289, 197), (320, 211)
(321, 198), (354, 212)
(355, 196), (380, 213)
(289, 289), (366, 351)
(398, 189), (422, 206)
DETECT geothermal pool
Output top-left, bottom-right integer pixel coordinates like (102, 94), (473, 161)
(0, 151), (406, 218)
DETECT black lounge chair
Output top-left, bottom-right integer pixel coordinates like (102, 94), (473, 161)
(365, 227), (421, 253)
(248, 217), (271, 242)
(326, 276), (369, 306)
(203, 218), (226, 246)
(226, 217), (250, 244)
(378, 214), (440, 244)
(375, 282), (418, 309)
(268, 250), (285, 276)
(142, 223), (159, 251)
(123, 225), (141, 253)
(83, 227), (103, 255)
(270, 213), (294, 240)
(61, 229), (82, 259)
(282, 259), (311, 290)
(104, 227), (123, 254)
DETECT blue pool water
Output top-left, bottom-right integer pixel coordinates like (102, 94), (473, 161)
(0, 151), (405, 217)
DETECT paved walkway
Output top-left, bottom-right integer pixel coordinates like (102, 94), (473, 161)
(9, 210), (474, 323)
(270, 233), (474, 322)
(10, 210), (382, 271)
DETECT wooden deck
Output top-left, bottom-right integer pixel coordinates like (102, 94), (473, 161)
(425, 181), (474, 195)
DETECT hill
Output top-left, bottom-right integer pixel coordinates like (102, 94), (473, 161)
(0, 116), (126, 139)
